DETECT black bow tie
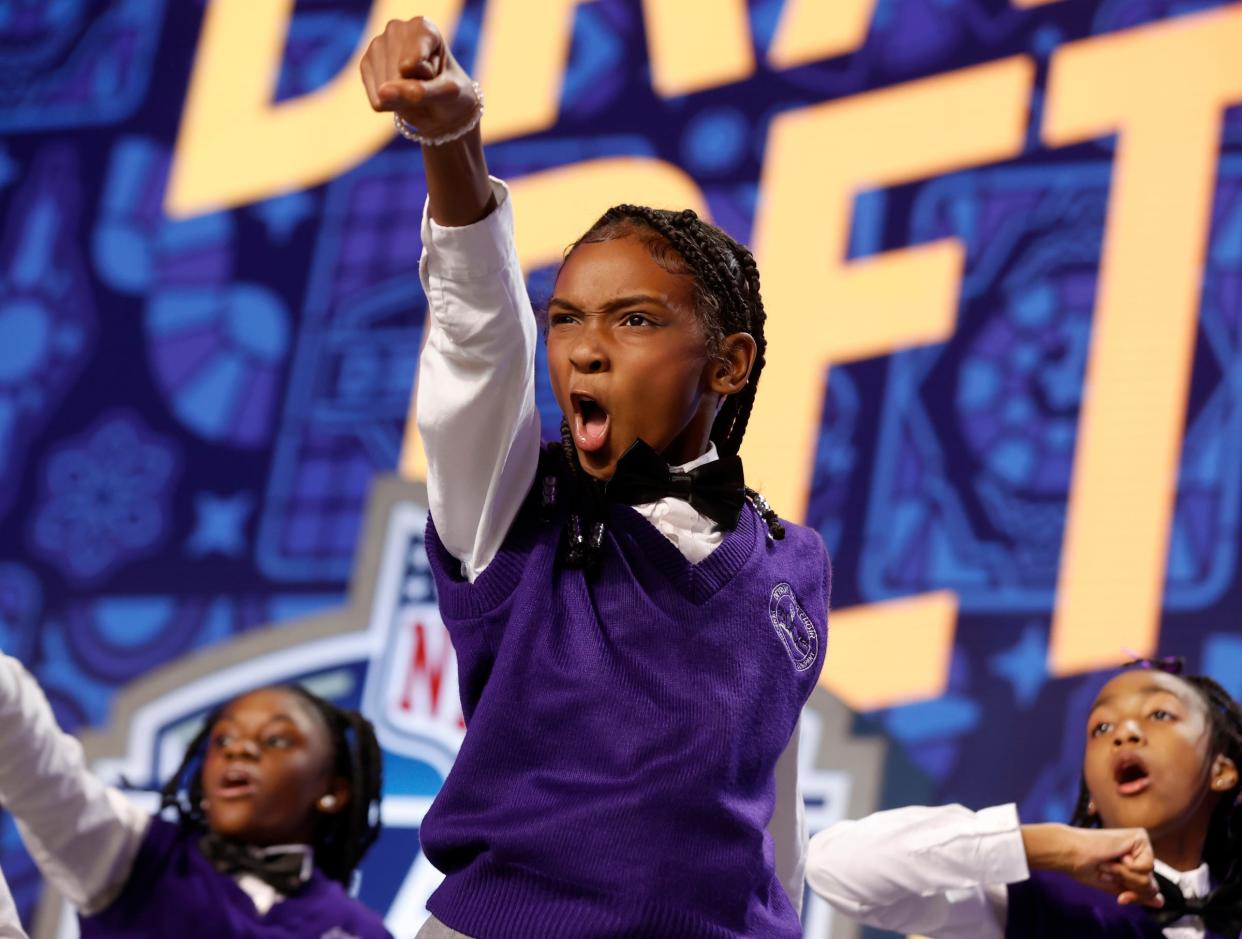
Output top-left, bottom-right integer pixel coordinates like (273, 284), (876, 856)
(199, 832), (310, 896)
(606, 439), (747, 530)
(1151, 871), (1242, 935)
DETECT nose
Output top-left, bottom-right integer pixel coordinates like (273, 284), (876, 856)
(568, 321), (609, 374)
(1112, 719), (1145, 747)
(225, 736), (260, 761)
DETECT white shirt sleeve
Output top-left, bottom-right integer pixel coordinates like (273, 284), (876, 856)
(0, 864), (28, 939)
(768, 719), (806, 917)
(416, 178), (542, 582)
(0, 654), (149, 915)
(806, 802), (1029, 939)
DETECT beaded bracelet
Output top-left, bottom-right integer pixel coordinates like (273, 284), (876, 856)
(392, 81), (483, 146)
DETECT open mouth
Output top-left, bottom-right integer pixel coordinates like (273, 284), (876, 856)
(217, 767), (258, 800)
(571, 393), (610, 454)
(1113, 754), (1151, 796)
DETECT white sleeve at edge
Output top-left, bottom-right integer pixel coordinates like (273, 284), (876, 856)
(416, 178), (542, 582)
(806, 802), (1029, 939)
(0, 655), (149, 916)
(0, 863), (28, 939)
(769, 718), (806, 918)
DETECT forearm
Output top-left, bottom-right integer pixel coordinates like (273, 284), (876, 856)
(807, 803), (1026, 939)
(421, 126), (495, 227)
(0, 656), (147, 914)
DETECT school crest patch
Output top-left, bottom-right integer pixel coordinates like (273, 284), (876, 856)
(768, 582), (818, 671)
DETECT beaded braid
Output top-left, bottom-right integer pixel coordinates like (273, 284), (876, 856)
(553, 204), (783, 568)
(1069, 671), (1242, 883)
(159, 685), (384, 887)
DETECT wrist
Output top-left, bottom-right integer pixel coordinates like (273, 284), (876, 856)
(1021, 823), (1076, 873)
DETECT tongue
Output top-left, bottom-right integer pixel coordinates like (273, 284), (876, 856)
(575, 408), (609, 452)
(1118, 776), (1150, 795)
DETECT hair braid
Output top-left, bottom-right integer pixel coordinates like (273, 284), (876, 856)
(1183, 675), (1242, 880)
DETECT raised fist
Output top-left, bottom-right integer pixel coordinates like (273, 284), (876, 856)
(360, 17), (479, 139)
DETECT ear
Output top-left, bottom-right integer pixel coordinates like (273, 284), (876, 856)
(1210, 754), (1238, 792)
(317, 777), (351, 815)
(708, 332), (758, 397)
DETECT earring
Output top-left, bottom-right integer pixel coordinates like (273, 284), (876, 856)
(200, 798), (211, 810)
(1087, 801), (1096, 814)
(318, 794), (337, 810)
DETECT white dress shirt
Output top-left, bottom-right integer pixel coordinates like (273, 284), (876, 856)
(0, 654), (303, 917)
(0, 863), (28, 939)
(415, 178), (807, 915)
(807, 802), (1211, 939)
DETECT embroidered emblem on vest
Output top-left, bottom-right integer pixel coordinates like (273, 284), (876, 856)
(768, 582), (818, 671)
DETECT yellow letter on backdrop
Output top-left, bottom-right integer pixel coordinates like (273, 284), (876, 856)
(768, 0), (878, 68)
(642, 0), (755, 96)
(1044, 8), (1242, 674)
(749, 56), (1032, 709)
(167, 0), (463, 218)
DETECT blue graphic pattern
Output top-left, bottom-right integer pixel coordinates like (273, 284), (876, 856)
(2, 1), (1241, 935)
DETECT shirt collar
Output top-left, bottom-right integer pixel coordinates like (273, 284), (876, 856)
(670, 442), (719, 474)
(252, 843), (315, 883)
(1154, 858), (1212, 898)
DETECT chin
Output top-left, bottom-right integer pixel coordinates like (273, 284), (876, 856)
(1100, 802), (1169, 832)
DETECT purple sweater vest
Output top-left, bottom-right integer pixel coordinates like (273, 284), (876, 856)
(1007, 871), (1233, 939)
(79, 818), (392, 939)
(421, 489), (831, 939)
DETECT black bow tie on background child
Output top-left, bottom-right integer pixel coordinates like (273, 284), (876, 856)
(605, 439), (747, 530)
(199, 832), (310, 896)
(1151, 871), (1242, 934)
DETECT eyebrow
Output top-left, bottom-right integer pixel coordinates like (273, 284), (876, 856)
(546, 294), (673, 315)
(1089, 684), (1188, 712)
(215, 712), (300, 727)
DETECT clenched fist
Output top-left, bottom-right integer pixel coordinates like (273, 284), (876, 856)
(360, 17), (480, 141)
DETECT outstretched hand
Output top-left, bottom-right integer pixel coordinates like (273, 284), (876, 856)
(360, 17), (480, 141)
(1021, 823), (1163, 909)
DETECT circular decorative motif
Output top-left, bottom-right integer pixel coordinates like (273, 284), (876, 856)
(768, 582), (818, 672)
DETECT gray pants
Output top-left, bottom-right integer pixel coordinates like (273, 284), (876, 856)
(415, 915), (475, 939)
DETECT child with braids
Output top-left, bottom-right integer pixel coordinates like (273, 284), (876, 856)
(806, 660), (1242, 939)
(0, 654), (392, 938)
(360, 15), (828, 939)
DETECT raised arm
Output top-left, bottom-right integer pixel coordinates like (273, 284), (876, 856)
(0, 655), (148, 915)
(361, 18), (540, 580)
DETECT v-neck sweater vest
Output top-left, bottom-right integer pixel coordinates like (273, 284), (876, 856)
(79, 818), (391, 939)
(420, 488), (831, 939)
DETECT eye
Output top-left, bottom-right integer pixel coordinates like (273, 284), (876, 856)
(622, 312), (653, 328)
(1090, 721), (1113, 737)
(549, 312), (577, 327)
(1150, 708), (1176, 721)
(210, 731), (234, 749)
(263, 733), (293, 749)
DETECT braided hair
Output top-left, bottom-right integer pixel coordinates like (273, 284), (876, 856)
(1069, 670), (1242, 882)
(159, 685), (384, 887)
(551, 205), (784, 569)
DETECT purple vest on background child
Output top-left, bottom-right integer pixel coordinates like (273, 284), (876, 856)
(1007, 871), (1231, 939)
(79, 818), (391, 939)
(420, 473), (831, 939)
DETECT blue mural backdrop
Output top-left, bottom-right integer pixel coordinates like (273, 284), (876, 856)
(1, 0), (1241, 936)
